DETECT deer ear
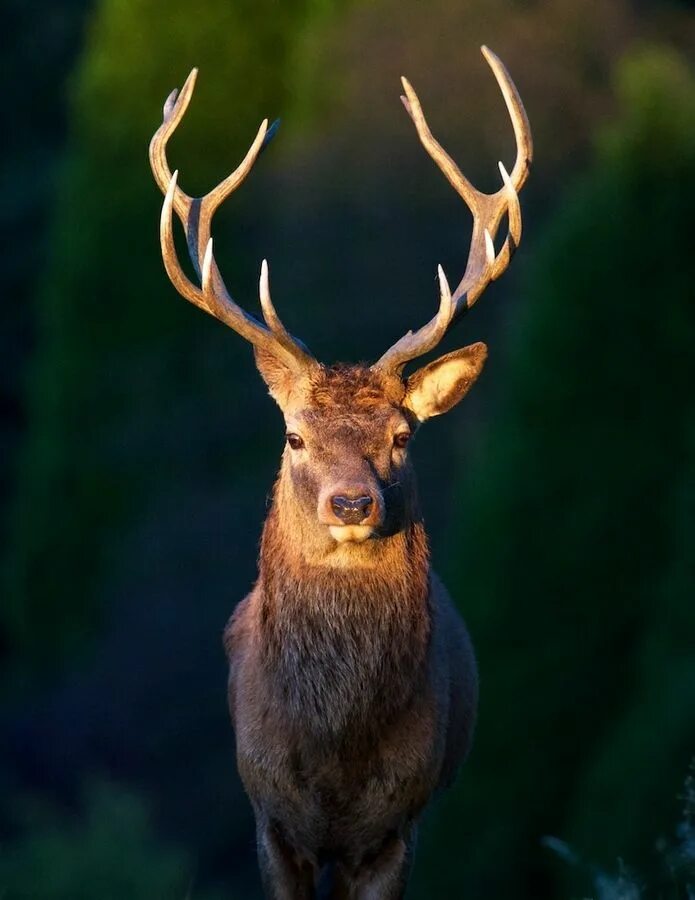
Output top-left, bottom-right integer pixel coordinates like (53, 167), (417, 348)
(253, 347), (298, 409)
(404, 343), (487, 422)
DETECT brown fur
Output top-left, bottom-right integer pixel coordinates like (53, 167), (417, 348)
(224, 361), (481, 899)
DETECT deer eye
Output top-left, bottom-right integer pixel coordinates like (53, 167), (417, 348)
(393, 432), (411, 449)
(286, 433), (305, 450)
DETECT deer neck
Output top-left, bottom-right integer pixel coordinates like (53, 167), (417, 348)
(256, 474), (432, 739)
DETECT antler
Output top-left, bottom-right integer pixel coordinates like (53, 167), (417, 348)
(374, 45), (533, 375)
(149, 69), (315, 370)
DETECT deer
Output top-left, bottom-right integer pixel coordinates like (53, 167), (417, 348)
(149, 45), (531, 900)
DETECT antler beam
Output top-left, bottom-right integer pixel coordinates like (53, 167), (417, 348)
(373, 45), (533, 375)
(149, 70), (314, 370)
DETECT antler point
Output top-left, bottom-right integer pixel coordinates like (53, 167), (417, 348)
(202, 238), (214, 291)
(163, 89), (179, 118)
(165, 169), (179, 199)
(260, 259), (271, 303)
(400, 76), (416, 97)
(484, 229), (496, 266)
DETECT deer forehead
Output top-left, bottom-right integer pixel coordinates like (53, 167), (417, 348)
(310, 365), (405, 405)
(282, 364), (408, 422)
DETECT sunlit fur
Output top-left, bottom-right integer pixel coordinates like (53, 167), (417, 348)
(224, 362), (479, 898)
(328, 524), (373, 543)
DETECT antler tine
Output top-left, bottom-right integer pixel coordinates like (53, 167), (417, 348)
(149, 68), (199, 222)
(159, 170), (206, 313)
(160, 174), (300, 364)
(373, 267), (457, 372)
(194, 117), (270, 280)
(199, 240), (287, 351)
(481, 45), (533, 193)
(374, 46), (533, 375)
(150, 71), (315, 371)
(259, 259), (314, 358)
(399, 76), (478, 209)
(150, 68), (273, 280)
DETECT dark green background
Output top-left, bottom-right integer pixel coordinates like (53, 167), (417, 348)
(1, 0), (694, 896)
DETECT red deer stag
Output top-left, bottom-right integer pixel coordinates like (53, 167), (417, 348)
(150, 45), (531, 900)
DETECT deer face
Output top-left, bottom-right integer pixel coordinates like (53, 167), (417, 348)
(256, 348), (487, 544)
(283, 402), (408, 544)
(272, 365), (410, 544)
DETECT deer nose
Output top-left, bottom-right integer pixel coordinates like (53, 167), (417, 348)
(330, 495), (373, 525)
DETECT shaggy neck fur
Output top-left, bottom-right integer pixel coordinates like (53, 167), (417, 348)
(258, 468), (431, 743)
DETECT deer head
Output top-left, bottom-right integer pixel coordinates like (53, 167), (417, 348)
(149, 46), (532, 550)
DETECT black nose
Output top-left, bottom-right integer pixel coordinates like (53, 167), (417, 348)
(331, 495), (373, 525)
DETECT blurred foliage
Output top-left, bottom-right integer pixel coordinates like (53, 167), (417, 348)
(566, 412), (695, 880)
(0, 0), (93, 574)
(1, 0), (353, 673)
(411, 44), (695, 899)
(545, 762), (695, 898)
(0, 780), (221, 900)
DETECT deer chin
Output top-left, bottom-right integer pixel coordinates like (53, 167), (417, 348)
(328, 525), (374, 544)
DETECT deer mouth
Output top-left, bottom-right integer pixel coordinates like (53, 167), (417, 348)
(328, 525), (375, 544)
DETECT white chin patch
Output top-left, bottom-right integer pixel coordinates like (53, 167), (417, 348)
(328, 525), (374, 544)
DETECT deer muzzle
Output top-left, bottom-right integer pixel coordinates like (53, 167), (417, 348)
(318, 482), (384, 542)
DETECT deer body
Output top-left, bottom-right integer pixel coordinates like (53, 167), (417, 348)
(224, 366), (477, 896)
(229, 571), (476, 896)
(149, 45), (531, 899)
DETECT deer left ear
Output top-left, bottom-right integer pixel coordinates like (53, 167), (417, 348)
(254, 347), (299, 410)
(404, 343), (487, 422)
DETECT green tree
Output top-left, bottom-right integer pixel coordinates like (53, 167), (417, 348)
(0, 780), (222, 900)
(565, 416), (695, 891)
(1, 0), (351, 675)
(0, 0), (93, 577)
(412, 46), (695, 899)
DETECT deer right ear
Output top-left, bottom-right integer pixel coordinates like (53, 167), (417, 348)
(254, 347), (300, 410)
(404, 343), (487, 422)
